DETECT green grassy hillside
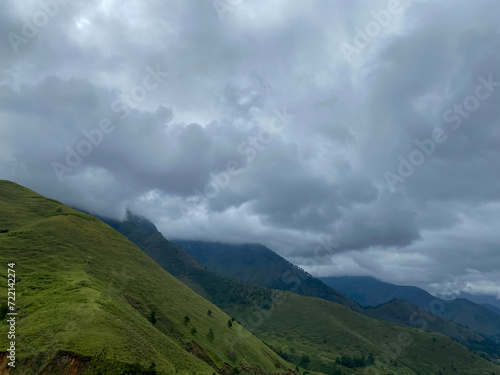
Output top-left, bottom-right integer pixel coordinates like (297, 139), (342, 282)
(364, 300), (500, 360)
(0, 180), (294, 374)
(107, 214), (500, 374)
(100, 214), (275, 310)
(321, 276), (500, 341)
(171, 240), (500, 360)
(226, 292), (500, 375)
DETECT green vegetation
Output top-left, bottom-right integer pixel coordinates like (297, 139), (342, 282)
(148, 310), (157, 325)
(83, 349), (163, 374)
(102, 216), (276, 311)
(107, 208), (500, 374)
(363, 300), (500, 359)
(227, 292), (500, 374)
(174, 240), (500, 360)
(0, 180), (293, 374)
(322, 276), (500, 346)
(0, 301), (7, 319)
(335, 353), (374, 368)
(207, 328), (214, 341)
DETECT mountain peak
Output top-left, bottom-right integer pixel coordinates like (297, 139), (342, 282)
(124, 210), (160, 234)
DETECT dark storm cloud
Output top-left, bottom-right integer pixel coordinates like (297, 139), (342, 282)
(0, 0), (499, 297)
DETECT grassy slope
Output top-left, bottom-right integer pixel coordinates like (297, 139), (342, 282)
(100, 214), (275, 310)
(111, 216), (500, 374)
(363, 300), (500, 360)
(0, 180), (293, 374)
(226, 292), (500, 375)
(321, 276), (500, 340)
(175, 241), (500, 359)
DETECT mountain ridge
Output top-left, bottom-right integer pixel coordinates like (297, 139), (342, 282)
(172, 240), (359, 310)
(100, 212), (500, 373)
(0, 180), (294, 374)
(321, 275), (500, 342)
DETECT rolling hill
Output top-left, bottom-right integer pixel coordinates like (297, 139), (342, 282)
(164, 240), (500, 360)
(453, 292), (500, 313)
(0, 180), (295, 374)
(104, 215), (500, 373)
(320, 276), (435, 308)
(228, 291), (500, 375)
(99, 212), (278, 312)
(321, 276), (500, 341)
(363, 300), (500, 359)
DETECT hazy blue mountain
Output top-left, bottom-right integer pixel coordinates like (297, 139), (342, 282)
(483, 304), (500, 315)
(320, 275), (435, 308)
(172, 240), (359, 310)
(452, 291), (500, 314)
(321, 275), (500, 341)
(173, 241), (500, 344)
(92, 215), (500, 361)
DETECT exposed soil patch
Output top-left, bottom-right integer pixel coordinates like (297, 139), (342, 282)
(0, 351), (91, 375)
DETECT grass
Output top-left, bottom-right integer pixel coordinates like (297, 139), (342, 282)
(0, 180), (293, 374)
(226, 292), (500, 375)
(108, 202), (500, 375)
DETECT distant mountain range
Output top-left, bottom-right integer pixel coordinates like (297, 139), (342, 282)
(320, 276), (500, 312)
(98, 212), (500, 372)
(3, 182), (500, 374)
(320, 276), (435, 308)
(451, 291), (500, 313)
(321, 276), (500, 341)
(171, 239), (500, 353)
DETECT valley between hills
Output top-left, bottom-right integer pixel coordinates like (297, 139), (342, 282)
(1, 180), (500, 375)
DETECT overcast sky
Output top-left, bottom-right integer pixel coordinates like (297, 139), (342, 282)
(1, 0), (499, 298)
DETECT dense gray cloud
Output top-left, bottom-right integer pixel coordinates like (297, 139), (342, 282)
(1, 0), (499, 299)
